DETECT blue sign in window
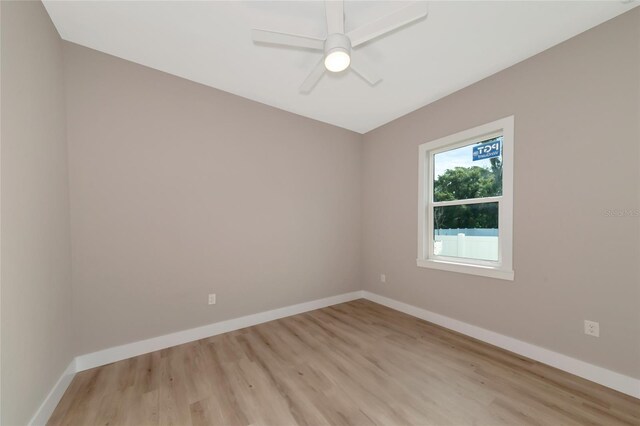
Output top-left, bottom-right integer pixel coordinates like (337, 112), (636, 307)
(473, 139), (501, 161)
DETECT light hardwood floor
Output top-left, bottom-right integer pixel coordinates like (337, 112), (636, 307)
(49, 299), (640, 425)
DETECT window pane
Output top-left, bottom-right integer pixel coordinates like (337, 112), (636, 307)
(433, 202), (499, 261)
(433, 136), (503, 202)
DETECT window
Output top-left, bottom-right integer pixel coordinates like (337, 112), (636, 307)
(417, 116), (514, 280)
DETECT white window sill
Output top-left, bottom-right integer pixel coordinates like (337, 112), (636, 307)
(417, 258), (514, 281)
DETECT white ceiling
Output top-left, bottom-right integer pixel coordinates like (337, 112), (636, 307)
(43, 1), (637, 133)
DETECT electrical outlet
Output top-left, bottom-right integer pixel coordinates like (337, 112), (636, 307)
(584, 320), (599, 337)
(380, 274), (386, 283)
(208, 293), (216, 305)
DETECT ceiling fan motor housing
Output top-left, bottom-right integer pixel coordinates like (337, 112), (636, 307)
(324, 33), (352, 58)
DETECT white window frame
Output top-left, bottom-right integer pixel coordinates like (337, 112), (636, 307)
(417, 116), (514, 281)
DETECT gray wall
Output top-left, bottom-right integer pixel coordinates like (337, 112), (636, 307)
(63, 43), (363, 355)
(0, 2), (74, 425)
(362, 9), (640, 379)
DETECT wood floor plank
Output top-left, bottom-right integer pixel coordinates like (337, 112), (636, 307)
(48, 299), (640, 425)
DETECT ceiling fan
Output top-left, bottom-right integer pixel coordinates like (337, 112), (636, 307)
(251, 1), (429, 93)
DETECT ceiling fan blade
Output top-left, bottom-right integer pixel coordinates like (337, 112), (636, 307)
(325, 0), (344, 34)
(300, 59), (326, 94)
(350, 54), (382, 86)
(347, 2), (428, 47)
(252, 29), (324, 50)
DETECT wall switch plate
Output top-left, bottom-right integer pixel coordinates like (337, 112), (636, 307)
(380, 274), (386, 283)
(584, 320), (599, 337)
(208, 293), (216, 305)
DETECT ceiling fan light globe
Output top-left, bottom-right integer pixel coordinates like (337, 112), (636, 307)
(324, 50), (350, 72)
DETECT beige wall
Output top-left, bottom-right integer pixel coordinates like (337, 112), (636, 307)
(0, 1), (74, 425)
(362, 9), (640, 379)
(63, 43), (363, 355)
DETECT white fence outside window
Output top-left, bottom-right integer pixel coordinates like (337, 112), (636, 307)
(434, 234), (499, 261)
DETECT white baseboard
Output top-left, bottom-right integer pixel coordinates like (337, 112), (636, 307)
(34, 290), (363, 424)
(75, 290), (364, 372)
(361, 291), (640, 399)
(28, 359), (76, 426)
(34, 288), (638, 426)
